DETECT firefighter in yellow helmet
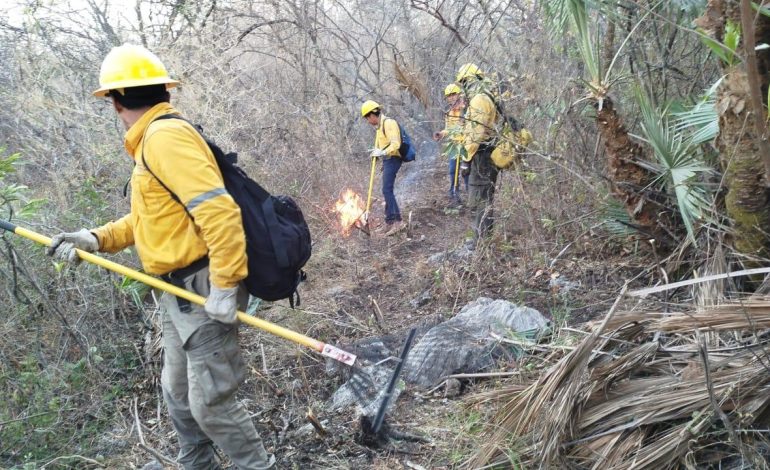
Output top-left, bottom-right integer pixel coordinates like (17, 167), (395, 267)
(456, 63), (499, 249)
(47, 44), (275, 469)
(361, 100), (407, 235)
(433, 83), (468, 205)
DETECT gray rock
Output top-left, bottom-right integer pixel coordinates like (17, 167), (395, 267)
(550, 276), (581, 293)
(325, 285), (346, 297)
(403, 297), (549, 388)
(428, 245), (473, 265)
(141, 462), (164, 470)
(444, 378), (462, 397)
(428, 252), (448, 264)
(410, 290), (432, 309)
(295, 419), (331, 438)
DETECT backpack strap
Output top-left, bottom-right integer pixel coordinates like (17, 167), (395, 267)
(140, 114), (195, 220)
(142, 115), (297, 298)
(482, 91), (521, 131)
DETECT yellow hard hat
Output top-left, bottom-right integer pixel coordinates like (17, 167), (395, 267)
(360, 100), (381, 117)
(93, 44), (180, 97)
(444, 83), (462, 96)
(455, 63), (483, 83)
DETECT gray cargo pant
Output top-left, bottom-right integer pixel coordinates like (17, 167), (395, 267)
(160, 265), (275, 470)
(469, 147), (499, 240)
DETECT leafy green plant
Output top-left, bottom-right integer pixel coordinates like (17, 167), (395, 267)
(543, 0), (650, 100)
(752, 1), (770, 19)
(73, 177), (110, 224)
(672, 77), (722, 146)
(635, 87), (715, 244)
(117, 275), (151, 310)
(0, 149), (45, 221)
(601, 198), (638, 238)
(543, 0), (600, 90)
(698, 20), (740, 66)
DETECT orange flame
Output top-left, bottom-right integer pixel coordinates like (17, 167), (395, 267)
(334, 189), (366, 236)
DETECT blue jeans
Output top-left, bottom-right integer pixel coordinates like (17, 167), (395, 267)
(448, 157), (469, 197)
(382, 157), (402, 223)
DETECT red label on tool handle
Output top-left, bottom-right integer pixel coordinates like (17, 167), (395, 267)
(321, 344), (357, 366)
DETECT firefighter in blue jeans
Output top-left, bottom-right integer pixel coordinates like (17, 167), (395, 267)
(433, 83), (468, 205)
(361, 100), (407, 236)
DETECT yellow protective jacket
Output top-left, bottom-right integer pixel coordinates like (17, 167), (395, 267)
(92, 103), (247, 289)
(374, 116), (402, 158)
(439, 107), (464, 144)
(462, 92), (497, 161)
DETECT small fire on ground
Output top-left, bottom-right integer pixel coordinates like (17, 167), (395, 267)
(334, 189), (366, 236)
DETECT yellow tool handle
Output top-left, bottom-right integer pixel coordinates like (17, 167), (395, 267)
(364, 155), (377, 215)
(453, 155), (461, 192)
(2, 221), (357, 365)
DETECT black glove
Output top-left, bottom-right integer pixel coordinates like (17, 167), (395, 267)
(460, 160), (471, 177)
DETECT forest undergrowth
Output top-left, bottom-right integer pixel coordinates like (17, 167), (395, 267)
(4, 1), (770, 468)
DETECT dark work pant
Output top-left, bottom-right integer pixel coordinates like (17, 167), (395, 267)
(468, 147), (498, 239)
(448, 156), (469, 197)
(382, 157), (402, 223)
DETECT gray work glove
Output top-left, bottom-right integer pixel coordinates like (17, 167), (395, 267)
(47, 229), (100, 264)
(204, 285), (239, 324)
(370, 148), (387, 159)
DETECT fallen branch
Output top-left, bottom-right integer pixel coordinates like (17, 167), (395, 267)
(305, 407), (327, 438)
(369, 295), (385, 331)
(40, 454), (101, 469)
(629, 267), (770, 297)
(133, 397), (177, 467)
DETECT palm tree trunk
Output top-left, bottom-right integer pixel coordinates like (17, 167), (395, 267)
(717, 70), (770, 262)
(700, 0), (770, 265)
(595, 97), (669, 242)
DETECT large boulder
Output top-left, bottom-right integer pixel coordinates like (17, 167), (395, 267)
(403, 297), (549, 387)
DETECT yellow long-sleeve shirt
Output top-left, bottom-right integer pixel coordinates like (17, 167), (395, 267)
(439, 107), (464, 144)
(463, 92), (497, 161)
(92, 102), (247, 289)
(374, 116), (402, 158)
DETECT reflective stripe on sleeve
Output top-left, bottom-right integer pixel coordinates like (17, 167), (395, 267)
(186, 188), (229, 212)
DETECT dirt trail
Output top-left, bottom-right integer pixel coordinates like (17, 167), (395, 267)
(238, 141), (479, 469)
(128, 138), (628, 469)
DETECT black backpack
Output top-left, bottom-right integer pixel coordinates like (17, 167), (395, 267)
(142, 114), (311, 306)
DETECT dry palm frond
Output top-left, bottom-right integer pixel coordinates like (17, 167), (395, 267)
(392, 53), (429, 109)
(600, 301), (770, 334)
(469, 299), (770, 469)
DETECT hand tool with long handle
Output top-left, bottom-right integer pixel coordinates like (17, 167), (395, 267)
(370, 327), (416, 434)
(0, 220), (356, 366)
(362, 155), (377, 231)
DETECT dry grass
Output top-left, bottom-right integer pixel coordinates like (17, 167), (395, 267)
(469, 298), (770, 469)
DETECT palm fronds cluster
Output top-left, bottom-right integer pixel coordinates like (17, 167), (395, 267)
(469, 300), (770, 469)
